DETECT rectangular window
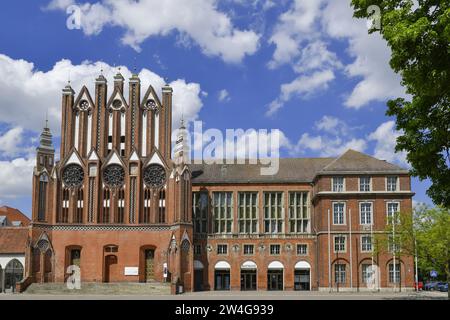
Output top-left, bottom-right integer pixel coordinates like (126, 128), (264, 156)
(212, 192), (233, 234)
(217, 244), (228, 255)
(264, 192), (284, 234)
(296, 244), (308, 255)
(238, 192), (258, 234)
(288, 192), (309, 233)
(243, 244), (254, 255)
(194, 244), (201, 255)
(361, 235), (373, 252)
(359, 176), (371, 192)
(333, 202), (345, 225)
(193, 192), (208, 234)
(360, 202), (373, 225)
(335, 264), (346, 284)
(389, 264), (401, 283)
(332, 177), (344, 192)
(387, 202), (400, 224)
(334, 235), (346, 253)
(388, 235), (401, 253)
(362, 264), (374, 284)
(387, 176), (398, 191)
(270, 244), (281, 255)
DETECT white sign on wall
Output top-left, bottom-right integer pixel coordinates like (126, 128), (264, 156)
(124, 267), (139, 276)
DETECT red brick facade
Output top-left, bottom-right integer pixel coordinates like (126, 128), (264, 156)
(27, 73), (415, 293)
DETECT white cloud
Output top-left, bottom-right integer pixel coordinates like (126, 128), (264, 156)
(294, 133), (366, 157)
(218, 89), (231, 102)
(0, 127), (26, 158)
(46, 0), (260, 63)
(0, 53), (204, 134)
(0, 158), (34, 199)
(368, 120), (408, 166)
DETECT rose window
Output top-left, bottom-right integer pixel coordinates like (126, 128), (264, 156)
(62, 164), (84, 188)
(143, 164), (166, 188)
(103, 164), (125, 188)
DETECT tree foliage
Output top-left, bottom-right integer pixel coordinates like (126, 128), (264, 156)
(351, 0), (450, 207)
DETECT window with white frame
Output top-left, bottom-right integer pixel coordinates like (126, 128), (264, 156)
(243, 244), (254, 255)
(361, 235), (373, 252)
(362, 264), (374, 284)
(296, 244), (308, 255)
(387, 176), (398, 191)
(333, 202), (345, 225)
(212, 192), (233, 234)
(332, 177), (344, 192)
(270, 244), (281, 255)
(359, 176), (371, 191)
(388, 263), (401, 283)
(288, 192), (309, 233)
(334, 235), (346, 252)
(360, 202), (373, 225)
(335, 264), (346, 284)
(264, 192), (284, 234)
(388, 235), (401, 253)
(387, 202), (400, 224)
(238, 192), (258, 234)
(217, 244), (228, 255)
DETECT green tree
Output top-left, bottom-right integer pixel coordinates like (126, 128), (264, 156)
(375, 206), (450, 299)
(351, 0), (450, 207)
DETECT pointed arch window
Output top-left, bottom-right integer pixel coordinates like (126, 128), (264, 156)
(143, 188), (151, 223)
(75, 188), (83, 223)
(159, 188), (166, 223)
(60, 188), (70, 223)
(102, 188), (111, 223)
(38, 174), (48, 222)
(117, 188), (125, 223)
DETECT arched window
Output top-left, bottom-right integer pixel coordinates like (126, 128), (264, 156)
(75, 188), (83, 223)
(60, 188), (70, 223)
(143, 188), (151, 223)
(5, 259), (24, 292)
(102, 188), (110, 223)
(117, 188), (125, 223)
(159, 188), (166, 223)
(38, 174), (48, 221)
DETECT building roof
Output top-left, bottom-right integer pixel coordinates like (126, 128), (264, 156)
(189, 149), (408, 185)
(0, 227), (29, 254)
(0, 207), (31, 227)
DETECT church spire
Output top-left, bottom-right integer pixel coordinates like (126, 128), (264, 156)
(174, 119), (190, 166)
(38, 119), (54, 152)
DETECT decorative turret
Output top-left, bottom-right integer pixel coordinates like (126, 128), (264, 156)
(36, 119), (55, 171)
(113, 70), (125, 92)
(174, 118), (190, 166)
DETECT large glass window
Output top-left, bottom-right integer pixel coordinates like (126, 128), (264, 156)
(332, 177), (344, 192)
(334, 235), (346, 252)
(212, 192), (233, 234)
(362, 264), (373, 284)
(360, 202), (372, 225)
(387, 202), (400, 223)
(264, 192), (284, 233)
(389, 263), (401, 283)
(361, 235), (372, 252)
(193, 192), (208, 234)
(359, 176), (371, 192)
(333, 202), (345, 225)
(238, 192), (258, 234)
(334, 264), (346, 284)
(387, 176), (398, 191)
(288, 192), (309, 233)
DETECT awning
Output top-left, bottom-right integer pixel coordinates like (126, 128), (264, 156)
(241, 261), (257, 270)
(214, 261), (231, 270)
(268, 261), (284, 270)
(194, 260), (204, 270)
(294, 261), (311, 269)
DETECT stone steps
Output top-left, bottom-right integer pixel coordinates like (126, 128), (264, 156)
(24, 282), (171, 295)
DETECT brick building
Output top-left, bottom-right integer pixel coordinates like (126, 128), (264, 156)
(26, 72), (415, 292)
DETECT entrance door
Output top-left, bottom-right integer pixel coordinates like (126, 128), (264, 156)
(241, 270), (257, 291)
(267, 270), (283, 291)
(194, 269), (204, 291)
(294, 270), (310, 290)
(104, 255), (117, 283)
(5, 259), (24, 293)
(145, 249), (154, 282)
(214, 270), (230, 290)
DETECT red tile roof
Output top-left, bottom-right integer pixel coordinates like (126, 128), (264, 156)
(0, 227), (29, 254)
(0, 206), (31, 226)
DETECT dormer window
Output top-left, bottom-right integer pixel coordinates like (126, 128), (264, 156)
(332, 177), (344, 192)
(359, 176), (371, 192)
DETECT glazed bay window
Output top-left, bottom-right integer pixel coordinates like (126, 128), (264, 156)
(335, 264), (346, 284)
(217, 244), (228, 255)
(359, 176), (371, 192)
(334, 235), (346, 253)
(361, 235), (372, 252)
(296, 244), (308, 255)
(333, 202), (345, 225)
(270, 244), (281, 255)
(264, 192), (284, 233)
(332, 176), (344, 192)
(193, 192), (208, 234)
(238, 192), (258, 234)
(243, 244), (254, 255)
(360, 202), (373, 225)
(387, 176), (398, 191)
(212, 192), (233, 234)
(288, 192), (310, 233)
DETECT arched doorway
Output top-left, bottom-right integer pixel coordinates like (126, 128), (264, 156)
(214, 261), (230, 290)
(241, 261), (257, 291)
(267, 261), (284, 291)
(294, 261), (311, 291)
(104, 255), (118, 283)
(144, 249), (155, 282)
(5, 259), (24, 293)
(194, 260), (204, 291)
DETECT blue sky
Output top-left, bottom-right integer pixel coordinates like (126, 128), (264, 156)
(0, 0), (432, 216)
